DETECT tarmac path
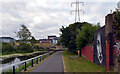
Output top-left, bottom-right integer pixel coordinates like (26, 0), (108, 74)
(30, 51), (64, 72)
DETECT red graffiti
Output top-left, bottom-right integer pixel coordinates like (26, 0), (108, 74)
(114, 40), (120, 55)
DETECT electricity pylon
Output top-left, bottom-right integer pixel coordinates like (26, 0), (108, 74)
(71, 0), (84, 23)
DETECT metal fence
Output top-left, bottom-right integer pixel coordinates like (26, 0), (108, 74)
(0, 51), (55, 74)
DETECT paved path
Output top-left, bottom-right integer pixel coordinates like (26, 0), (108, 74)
(30, 51), (64, 72)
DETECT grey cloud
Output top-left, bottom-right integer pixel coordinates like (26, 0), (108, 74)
(0, 1), (118, 39)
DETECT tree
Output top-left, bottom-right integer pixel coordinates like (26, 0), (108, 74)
(60, 22), (88, 53)
(60, 26), (70, 48)
(76, 23), (100, 56)
(114, 9), (120, 39)
(16, 24), (32, 43)
(60, 22), (100, 54)
(30, 36), (36, 45)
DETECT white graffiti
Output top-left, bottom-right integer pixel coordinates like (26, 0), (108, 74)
(97, 33), (103, 64)
(114, 41), (120, 56)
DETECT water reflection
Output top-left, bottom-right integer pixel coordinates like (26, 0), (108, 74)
(2, 58), (21, 68)
(1, 51), (48, 71)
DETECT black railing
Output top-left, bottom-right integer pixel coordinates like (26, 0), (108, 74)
(0, 51), (55, 74)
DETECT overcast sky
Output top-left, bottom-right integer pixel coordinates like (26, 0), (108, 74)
(0, 0), (119, 39)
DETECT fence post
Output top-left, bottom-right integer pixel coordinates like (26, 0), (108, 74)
(13, 66), (15, 74)
(24, 62), (27, 71)
(32, 59), (33, 67)
(49, 52), (50, 55)
(40, 56), (41, 61)
(36, 58), (38, 64)
(43, 55), (44, 60)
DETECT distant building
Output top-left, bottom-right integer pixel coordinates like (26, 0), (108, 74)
(48, 36), (56, 39)
(0, 37), (15, 43)
(39, 36), (60, 44)
(48, 36), (60, 44)
(39, 39), (52, 43)
(53, 37), (60, 44)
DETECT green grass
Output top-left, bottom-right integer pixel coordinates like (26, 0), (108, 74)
(62, 51), (107, 72)
(2, 51), (32, 55)
(2, 50), (48, 56)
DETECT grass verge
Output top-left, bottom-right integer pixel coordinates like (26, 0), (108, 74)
(62, 51), (107, 72)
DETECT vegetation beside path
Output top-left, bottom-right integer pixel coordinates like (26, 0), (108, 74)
(62, 51), (107, 72)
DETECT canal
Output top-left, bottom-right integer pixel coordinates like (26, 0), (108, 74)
(0, 51), (48, 69)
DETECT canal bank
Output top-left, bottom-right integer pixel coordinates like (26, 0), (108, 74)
(0, 51), (48, 65)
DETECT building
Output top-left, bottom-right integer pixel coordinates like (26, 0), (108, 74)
(48, 36), (60, 44)
(53, 37), (60, 44)
(39, 39), (52, 43)
(48, 36), (56, 39)
(39, 35), (60, 44)
(0, 37), (15, 43)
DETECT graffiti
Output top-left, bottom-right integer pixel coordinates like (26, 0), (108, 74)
(96, 33), (103, 64)
(94, 26), (106, 67)
(114, 41), (120, 56)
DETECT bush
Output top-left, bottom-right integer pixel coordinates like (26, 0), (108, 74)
(34, 45), (40, 50)
(33, 45), (45, 51)
(18, 43), (33, 52)
(39, 47), (44, 49)
(2, 43), (15, 53)
(52, 46), (56, 48)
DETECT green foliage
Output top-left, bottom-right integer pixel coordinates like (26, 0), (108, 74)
(30, 36), (37, 45)
(60, 22), (100, 54)
(34, 45), (40, 50)
(16, 24), (32, 43)
(2, 43), (15, 54)
(18, 43), (33, 52)
(60, 22), (89, 53)
(33, 45), (45, 51)
(114, 9), (120, 39)
(76, 23), (100, 51)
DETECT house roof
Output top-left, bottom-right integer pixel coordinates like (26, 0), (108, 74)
(0, 37), (15, 40)
(39, 39), (52, 41)
(48, 36), (56, 37)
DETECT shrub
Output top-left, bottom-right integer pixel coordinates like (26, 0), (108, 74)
(34, 45), (40, 50)
(18, 43), (33, 52)
(52, 46), (56, 48)
(2, 43), (15, 53)
(39, 47), (44, 49)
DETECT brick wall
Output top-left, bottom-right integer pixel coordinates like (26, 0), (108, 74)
(105, 12), (116, 39)
(82, 45), (93, 62)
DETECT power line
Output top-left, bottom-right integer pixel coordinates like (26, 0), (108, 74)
(71, 0), (84, 23)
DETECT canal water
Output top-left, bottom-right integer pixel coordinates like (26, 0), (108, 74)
(0, 58), (21, 68)
(0, 51), (48, 71)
